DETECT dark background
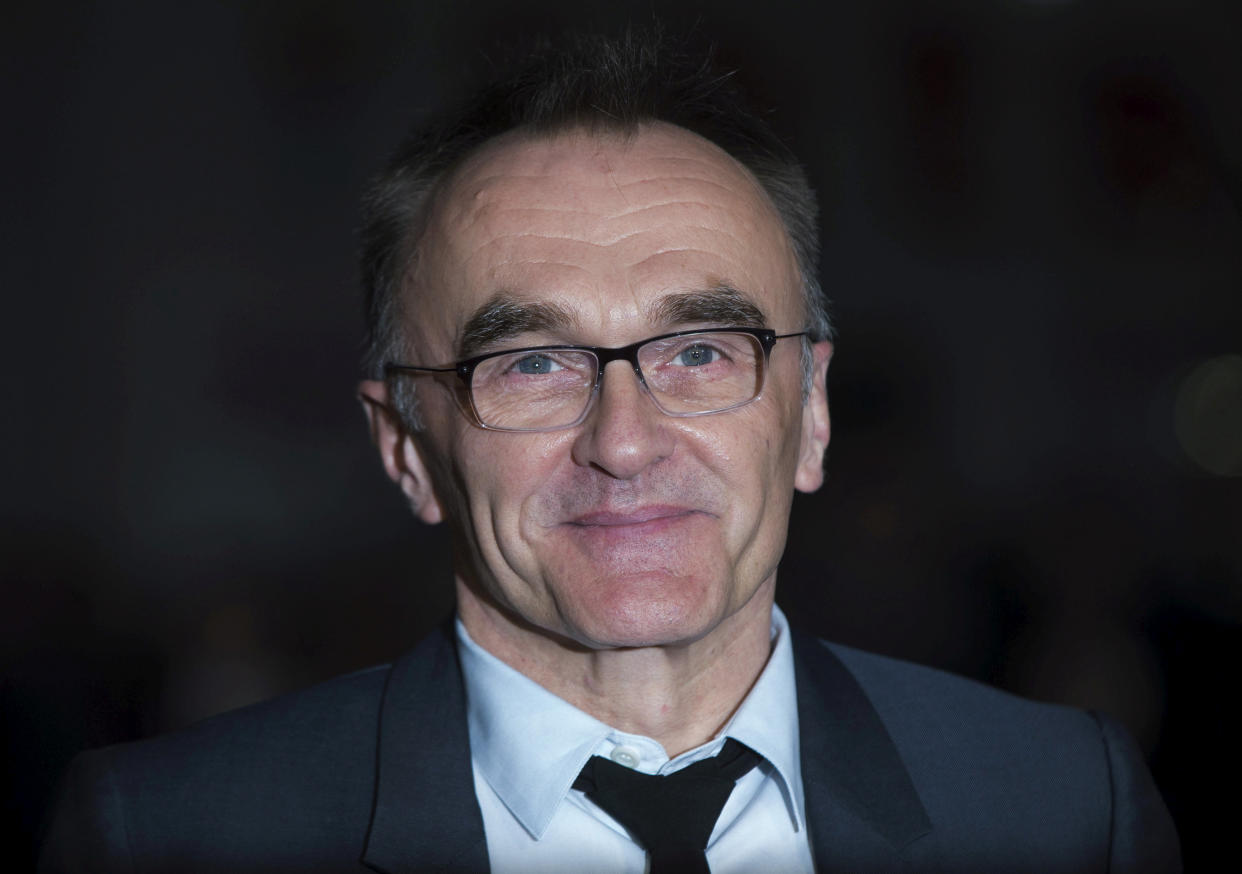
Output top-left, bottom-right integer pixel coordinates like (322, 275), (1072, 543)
(4, 0), (1239, 867)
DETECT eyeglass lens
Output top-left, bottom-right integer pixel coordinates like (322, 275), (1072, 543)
(469, 331), (766, 431)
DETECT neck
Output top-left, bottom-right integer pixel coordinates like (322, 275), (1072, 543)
(455, 577), (776, 757)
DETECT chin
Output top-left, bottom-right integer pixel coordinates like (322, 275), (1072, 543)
(559, 572), (733, 650)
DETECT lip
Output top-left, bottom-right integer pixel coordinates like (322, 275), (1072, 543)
(568, 505), (701, 528)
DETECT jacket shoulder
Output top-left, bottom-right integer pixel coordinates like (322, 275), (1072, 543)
(41, 663), (395, 872)
(112, 661), (391, 784)
(822, 639), (1091, 729)
(808, 638), (1180, 872)
(818, 637), (1119, 787)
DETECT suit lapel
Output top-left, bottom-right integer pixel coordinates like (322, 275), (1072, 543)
(362, 623), (489, 874)
(793, 630), (932, 869)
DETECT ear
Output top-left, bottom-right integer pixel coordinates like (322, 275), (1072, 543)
(794, 340), (833, 494)
(357, 379), (445, 524)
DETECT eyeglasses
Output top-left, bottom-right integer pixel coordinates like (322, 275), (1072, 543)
(384, 327), (806, 433)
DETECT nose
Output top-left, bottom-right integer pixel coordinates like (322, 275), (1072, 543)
(570, 360), (675, 479)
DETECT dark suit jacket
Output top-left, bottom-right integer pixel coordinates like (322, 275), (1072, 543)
(40, 624), (1180, 873)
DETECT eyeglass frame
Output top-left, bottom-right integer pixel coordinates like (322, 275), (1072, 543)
(383, 326), (808, 433)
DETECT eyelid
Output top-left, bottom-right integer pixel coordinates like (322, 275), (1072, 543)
(462, 336), (570, 359)
(646, 331), (748, 351)
(503, 348), (584, 364)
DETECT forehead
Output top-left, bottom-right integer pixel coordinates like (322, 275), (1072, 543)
(408, 123), (800, 349)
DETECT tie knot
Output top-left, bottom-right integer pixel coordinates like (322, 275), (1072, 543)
(573, 738), (762, 874)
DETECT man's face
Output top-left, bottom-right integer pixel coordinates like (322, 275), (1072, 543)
(368, 123), (831, 652)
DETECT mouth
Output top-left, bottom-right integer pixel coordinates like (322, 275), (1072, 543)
(567, 505), (703, 530)
(553, 503), (716, 562)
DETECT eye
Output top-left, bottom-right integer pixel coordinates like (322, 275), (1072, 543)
(514, 353), (563, 375)
(673, 344), (720, 367)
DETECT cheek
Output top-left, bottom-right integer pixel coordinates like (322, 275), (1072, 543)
(677, 416), (781, 527)
(762, 371), (811, 468)
(445, 430), (573, 544)
(711, 399), (806, 535)
(697, 402), (799, 482)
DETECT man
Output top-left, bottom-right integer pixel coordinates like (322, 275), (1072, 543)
(42, 32), (1179, 873)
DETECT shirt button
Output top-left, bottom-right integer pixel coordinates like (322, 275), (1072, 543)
(610, 745), (641, 769)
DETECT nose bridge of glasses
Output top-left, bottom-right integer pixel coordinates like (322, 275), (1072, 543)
(593, 341), (649, 387)
(593, 350), (653, 407)
(593, 337), (650, 372)
(578, 347), (664, 429)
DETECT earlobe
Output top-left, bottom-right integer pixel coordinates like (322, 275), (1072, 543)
(794, 341), (833, 494)
(357, 380), (445, 524)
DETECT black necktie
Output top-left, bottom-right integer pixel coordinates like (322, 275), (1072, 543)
(572, 738), (761, 874)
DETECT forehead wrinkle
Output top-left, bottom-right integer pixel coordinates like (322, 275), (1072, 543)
(603, 199), (722, 226)
(459, 230), (602, 276)
(471, 219), (738, 258)
(484, 232), (619, 248)
(610, 175), (740, 202)
(464, 171), (743, 228)
(482, 206), (610, 222)
(621, 221), (753, 266)
(466, 205), (607, 238)
(608, 214), (755, 254)
(611, 153), (783, 212)
(457, 172), (768, 254)
(466, 205), (763, 268)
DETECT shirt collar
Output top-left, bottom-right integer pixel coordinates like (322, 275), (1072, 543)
(455, 605), (805, 840)
(719, 605), (806, 831)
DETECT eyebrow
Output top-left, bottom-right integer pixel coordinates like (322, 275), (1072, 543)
(650, 285), (768, 329)
(457, 284), (768, 357)
(459, 295), (578, 357)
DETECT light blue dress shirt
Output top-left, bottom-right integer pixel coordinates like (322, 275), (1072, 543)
(455, 605), (815, 874)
